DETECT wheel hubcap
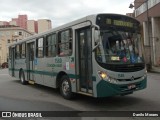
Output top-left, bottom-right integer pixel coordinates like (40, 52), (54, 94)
(62, 80), (70, 95)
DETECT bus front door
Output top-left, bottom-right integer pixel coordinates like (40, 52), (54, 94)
(27, 42), (35, 81)
(76, 27), (93, 94)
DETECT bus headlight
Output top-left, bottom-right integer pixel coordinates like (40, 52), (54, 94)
(98, 71), (108, 79)
(98, 71), (117, 83)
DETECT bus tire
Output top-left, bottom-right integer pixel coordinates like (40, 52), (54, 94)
(60, 75), (73, 99)
(20, 70), (28, 85)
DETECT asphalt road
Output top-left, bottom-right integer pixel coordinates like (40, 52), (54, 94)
(0, 69), (160, 120)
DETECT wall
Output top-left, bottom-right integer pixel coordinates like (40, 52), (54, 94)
(151, 17), (160, 66)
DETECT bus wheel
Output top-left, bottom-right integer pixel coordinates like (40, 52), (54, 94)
(20, 71), (28, 85)
(60, 75), (73, 99)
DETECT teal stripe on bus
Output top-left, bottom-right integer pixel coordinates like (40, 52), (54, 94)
(9, 68), (96, 81)
(9, 68), (77, 79)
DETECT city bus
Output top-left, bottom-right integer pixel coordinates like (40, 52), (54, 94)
(8, 14), (147, 99)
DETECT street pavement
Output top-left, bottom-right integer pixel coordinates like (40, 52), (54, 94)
(0, 69), (160, 120)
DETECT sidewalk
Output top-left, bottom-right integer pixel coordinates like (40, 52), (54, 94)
(150, 66), (160, 73)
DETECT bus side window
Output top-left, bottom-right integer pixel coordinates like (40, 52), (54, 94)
(58, 29), (72, 56)
(21, 43), (26, 58)
(9, 47), (12, 60)
(46, 33), (56, 57)
(36, 37), (44, 58)
(15, 44), (21, 59)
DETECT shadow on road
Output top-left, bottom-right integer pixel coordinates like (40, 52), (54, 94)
(11, 79), (143, 111)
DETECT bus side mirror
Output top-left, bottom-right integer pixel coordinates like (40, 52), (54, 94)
(94, 30), (100, 43)
(92, 42), (100, 52)
(92, 30), (100, 52)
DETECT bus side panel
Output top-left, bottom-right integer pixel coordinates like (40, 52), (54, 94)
(43, 57), (57, 88)
(21, 59), (27, 81)
(8, 59), (12, 76)
(34, 58), (45, 85)
(14, 59), (26, 79)
(61, 56), (77, 93)
(13, 60), (19, 79)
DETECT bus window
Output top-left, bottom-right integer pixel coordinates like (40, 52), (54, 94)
(58, 29), (72, 56)
(46, 34), (56, 57)
(9, 47), (12, 60)
(15, 44), (21, 59)
(21, 43), (26, 58)
(36, 37), (44, 58)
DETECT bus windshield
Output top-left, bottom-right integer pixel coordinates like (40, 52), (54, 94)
(95, 29), (144, 65)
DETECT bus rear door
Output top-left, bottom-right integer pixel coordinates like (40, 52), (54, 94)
(27, 42), (35, 81)
(11, 47), (15, 76)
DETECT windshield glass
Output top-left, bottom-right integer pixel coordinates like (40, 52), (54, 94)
(95, 29), (144, 65)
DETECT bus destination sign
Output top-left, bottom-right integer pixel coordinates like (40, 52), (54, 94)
(106, 18), (133, 28)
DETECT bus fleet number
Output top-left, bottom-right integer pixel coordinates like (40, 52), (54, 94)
(55, 58), (62, 63)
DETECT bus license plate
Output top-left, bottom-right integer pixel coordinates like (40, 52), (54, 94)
(128, 84), (136, 89)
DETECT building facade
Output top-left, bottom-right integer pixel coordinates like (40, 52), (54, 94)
(0, 21), (9, 26)
(9, 20), (17, 26)
(133, 0), (160, 69)
(11, 15), (28, 30)
(37, 19), (52, 33)
(27, 20), (38, 34)
(1, 15), (52, 34)
(0, 25), (33, 66)
(38, 19), (52, 33)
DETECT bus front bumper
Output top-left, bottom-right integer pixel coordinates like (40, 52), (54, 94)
(96, 78), (147, 97)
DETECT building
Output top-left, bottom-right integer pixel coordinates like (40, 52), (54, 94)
(38, 19), (52, 33)
(126, 13), (135, 18)
(9, 20), (17, 26)
(27, 20), (38, 34)
(131, 0), (160, 70)
(1, 15), (52, 34)
(0, 25), (33, 66)
(11, 15), (28, 30)
(0, 21), (9, 26)
(17, 15), (28, 30)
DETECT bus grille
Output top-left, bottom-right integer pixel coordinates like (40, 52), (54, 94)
(117, 77), (141, 82)
(98, 62), (145, 72)
(111, 64), (145, 72)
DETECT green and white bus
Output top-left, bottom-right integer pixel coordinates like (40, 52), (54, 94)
(8, 14), (147, 99)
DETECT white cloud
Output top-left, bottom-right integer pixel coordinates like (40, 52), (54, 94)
(0, 0), (134, 27)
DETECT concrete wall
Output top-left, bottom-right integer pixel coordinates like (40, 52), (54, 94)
(151, 17), (160, 66)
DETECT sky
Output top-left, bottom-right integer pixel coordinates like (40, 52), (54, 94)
(0, 0), (134, 28)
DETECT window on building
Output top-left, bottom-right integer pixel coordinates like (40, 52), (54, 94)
(36, 37), (44, 58)
(58, 29), (72, 56)
(13, 39), (17, 43)
(0, 32), (4, 37)
(46, 33), (56, 57)
(8, 39), (10, 43)
(14, 32), (18, 36)
(19, 32), (22, 35)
